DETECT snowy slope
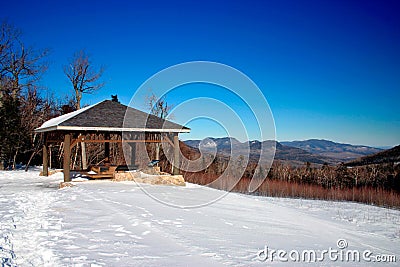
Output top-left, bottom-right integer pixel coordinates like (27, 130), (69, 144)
(0, 170), (399, 266)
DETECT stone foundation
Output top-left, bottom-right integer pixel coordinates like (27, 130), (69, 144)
(59, 182), (75, 189)
(113, 171), (185, 186)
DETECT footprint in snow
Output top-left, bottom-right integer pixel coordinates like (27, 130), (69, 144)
(116, 227), (132, 234)
(129, 234), (143, 240)
(114, 233), (126, 237)
(202, 252), (218, 257)
(65, 245), (80, 249)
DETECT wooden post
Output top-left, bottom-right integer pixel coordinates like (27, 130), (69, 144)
(130, 143), (136, 166)
(42, 136), (49, 176)
(173, 134), (180, 175)
(155, 143), (160, 161)
(49, 145), (52, 169)
(104, 133), (110, 163)
(81, 141), (88, 170)
(63, 134), (71, 182)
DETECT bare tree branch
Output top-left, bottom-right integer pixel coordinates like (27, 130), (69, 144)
(145, 92), (173, 120)
(0, 22), (48, 98)
(63, 49), (104, 109)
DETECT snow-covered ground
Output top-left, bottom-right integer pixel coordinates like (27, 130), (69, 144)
(1, 169), (399, 266)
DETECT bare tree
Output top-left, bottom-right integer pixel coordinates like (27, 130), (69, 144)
(63, 50), (104, 110)
(146, 92), (173, 119)
(145, 92), (174, 165)
(64, 50), (104, 169)
(0, 22), (48, 169)
(0, 22), (48, 99)
(0, 22), (19, 79)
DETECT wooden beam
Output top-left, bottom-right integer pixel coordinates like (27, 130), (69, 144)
(70, 135), (84, 149)
(104, 133), (110, 162)
(63, 134), (71, 182)
(42, 136), (49, 176)
(130, 143), (136, 166)
(163, 136), (175, 147)
(79, 139), (164, 143)
(155, 143), (160, 161)
(81, 136), (88, 170)
(47, 139), (170, 144)
(173, 134), (180, 175)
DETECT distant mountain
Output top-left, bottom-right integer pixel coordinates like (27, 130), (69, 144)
(281, 139), (382, 162)
(274, 142), (338, 165)
(184, 137), (339, 166)
(346, 145), (400, 166)
(185, 137), (241, 152)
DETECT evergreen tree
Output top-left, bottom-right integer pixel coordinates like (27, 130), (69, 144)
(0, 94), (22, 168)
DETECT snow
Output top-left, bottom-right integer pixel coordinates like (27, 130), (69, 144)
(1, 169), (399, 266)
(35, 102), (99, 131)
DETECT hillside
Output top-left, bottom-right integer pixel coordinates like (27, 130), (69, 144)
(185, 138), (339, 166)
(281, 139), (382, 161)
(346, 145), (400, 166)
(181, 139), (400, 205)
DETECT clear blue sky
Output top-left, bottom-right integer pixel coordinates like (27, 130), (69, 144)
(1, 0), (399, 147)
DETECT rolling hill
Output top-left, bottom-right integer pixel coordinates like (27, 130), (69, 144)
(346, 145), (400, 166)
(184, 137), (340, 166)
(281, 139), (382, 161)
(184, 138), (386, 166)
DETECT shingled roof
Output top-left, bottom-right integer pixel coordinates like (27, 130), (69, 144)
(35, 100), (190, 133)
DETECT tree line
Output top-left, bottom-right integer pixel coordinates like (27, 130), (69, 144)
(0, 21), (104, 170)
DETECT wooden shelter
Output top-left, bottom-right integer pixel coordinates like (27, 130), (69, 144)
(34, 100), (190, 182)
